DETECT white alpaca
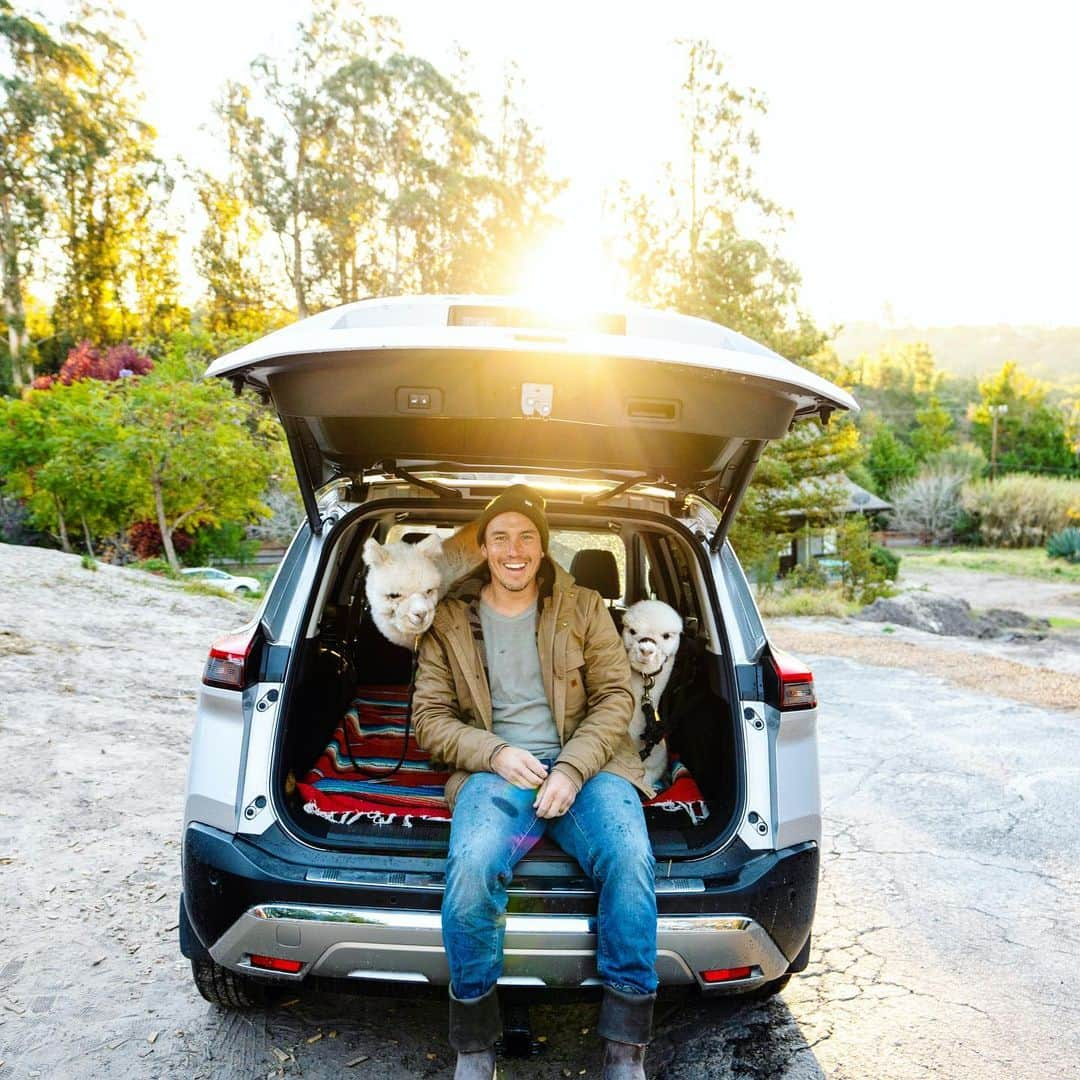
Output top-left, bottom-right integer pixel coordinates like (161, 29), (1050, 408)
(362, 522), (483, 649)
(622, 599), (683, 789)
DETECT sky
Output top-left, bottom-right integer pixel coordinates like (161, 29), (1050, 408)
(31, 0), (1080, 328)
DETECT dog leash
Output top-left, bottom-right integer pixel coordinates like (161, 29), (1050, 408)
(638, 667), (672, 759)
(343, 634), (422, 781)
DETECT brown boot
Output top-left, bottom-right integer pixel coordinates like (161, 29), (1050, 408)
(597, 986), (654, 1080)
(449, 985), (500, 1080)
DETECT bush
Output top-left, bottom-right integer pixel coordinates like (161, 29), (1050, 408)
(962, 475), (1079, 548)
(1047, 527), (1080, 564)
(870, 544), (901, 580)
(888, 467), (966, 543)
(128, 520), (194, 560)
(835, 514), (891, 604)
(184, 522), (259, 567)
(133, 557), (175, 576)
(783, 561), (830, 591)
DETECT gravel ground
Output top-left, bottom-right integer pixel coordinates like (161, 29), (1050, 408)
(1, 543), (1077, 1079)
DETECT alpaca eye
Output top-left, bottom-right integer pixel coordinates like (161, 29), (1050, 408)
(386, 593), (402, 601)
(426, 588), (436, 596)
(628, 628), (637, 636)
(662, 632), (672, 639)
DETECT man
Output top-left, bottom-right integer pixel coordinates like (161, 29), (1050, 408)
(412, 485), (657, 1080)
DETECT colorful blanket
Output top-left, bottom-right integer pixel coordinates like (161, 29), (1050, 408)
(299, 685), (710, 829)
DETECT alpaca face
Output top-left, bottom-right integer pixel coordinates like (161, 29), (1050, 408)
(622, 599), (683, 676)
(362, 534), (444, 648)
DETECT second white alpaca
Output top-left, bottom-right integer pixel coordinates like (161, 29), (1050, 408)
(622, 599), (683, 789)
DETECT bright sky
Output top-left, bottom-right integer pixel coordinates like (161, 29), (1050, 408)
(32, 0), (1080, 327)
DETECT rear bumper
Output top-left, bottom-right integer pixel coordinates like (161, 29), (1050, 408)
(182, 823), (817, 995)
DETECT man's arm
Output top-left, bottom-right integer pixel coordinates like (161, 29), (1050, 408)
(551, 590), (635, 790)
(411, 627), (508, 772)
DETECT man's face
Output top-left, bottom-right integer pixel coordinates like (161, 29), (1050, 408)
(481, 511), (543, 594)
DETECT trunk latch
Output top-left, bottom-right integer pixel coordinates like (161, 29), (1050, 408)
(521, 382), (554, 417)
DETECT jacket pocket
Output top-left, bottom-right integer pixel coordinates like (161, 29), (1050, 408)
(555, 643), (587, 717)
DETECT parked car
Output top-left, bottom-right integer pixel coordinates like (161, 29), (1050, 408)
(180, 295), (856, 1015)
(181, 566), (262, 596)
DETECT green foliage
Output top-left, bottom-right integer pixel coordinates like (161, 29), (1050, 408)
(1046, 527), (1080, 564)
(835, 514), (890, 604)
(970, 362), (1078, 477)
(757, 585), (859, 619)
(184, 522), (259, 567)
(909, 395), (954, 460)
(865, 425), (918, 495)
(783, 561), (830, 591)
(870, 544), (901, 581)
(961, 474), (1079, 547)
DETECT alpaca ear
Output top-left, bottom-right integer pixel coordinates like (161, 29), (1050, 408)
(362, 537), (390, 567)
(417, 533), (444, 558)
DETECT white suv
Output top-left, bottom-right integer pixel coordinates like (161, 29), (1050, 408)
(179, 296), (854, 1013)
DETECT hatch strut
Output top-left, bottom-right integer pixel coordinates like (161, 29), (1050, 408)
(282, 416), (325, 537)
(709, 440), (766, 553)
(583, 474), (656, 505)
(380, 460), (459, 498)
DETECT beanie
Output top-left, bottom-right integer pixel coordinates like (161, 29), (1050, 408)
(476, 484), (549, 551)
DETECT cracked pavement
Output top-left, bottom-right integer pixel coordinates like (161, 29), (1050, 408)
(0, 547), (1077, 1078)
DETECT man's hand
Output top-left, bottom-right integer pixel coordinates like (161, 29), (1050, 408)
(533, 770), (578, 819)
(492, 746), (548, 789)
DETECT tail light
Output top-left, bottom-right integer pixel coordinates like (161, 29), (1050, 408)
(249, 954), (303, 974)
(701, 966), (753, 983)
(768, 649), (816, 710)
(202, 625), (258, 690)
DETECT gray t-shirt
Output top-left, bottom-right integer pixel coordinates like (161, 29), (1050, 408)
(479, 601), (562, 759)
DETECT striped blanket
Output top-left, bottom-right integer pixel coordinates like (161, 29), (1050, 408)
(299, 685), (710, 829)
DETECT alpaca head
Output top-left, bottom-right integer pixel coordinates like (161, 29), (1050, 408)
(622, 599), (683, 677)
(362, 533), (444, 648)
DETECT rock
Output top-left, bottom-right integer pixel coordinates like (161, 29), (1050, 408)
(856, 592), (1051, 640)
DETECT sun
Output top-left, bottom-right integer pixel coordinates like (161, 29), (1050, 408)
(511, 210), (629, 308)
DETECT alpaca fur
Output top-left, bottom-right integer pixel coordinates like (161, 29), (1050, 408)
(362, 521), (483, 649)
(622, 599), (683, 789)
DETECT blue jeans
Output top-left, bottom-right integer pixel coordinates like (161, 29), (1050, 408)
(443, 767), (658, 1000)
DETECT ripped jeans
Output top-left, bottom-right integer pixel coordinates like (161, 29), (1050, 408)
(442, 767), (658, 1001)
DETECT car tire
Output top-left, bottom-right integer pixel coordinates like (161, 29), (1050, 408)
(234, 585), (250, 596)
(742, 973), (792, 1003)
(191, 958), (271, 1008)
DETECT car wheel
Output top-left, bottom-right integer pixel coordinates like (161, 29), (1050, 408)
(234, 585), (250, 596)
(191, 958), (271, 1008)
(742, 972), (792, 1003)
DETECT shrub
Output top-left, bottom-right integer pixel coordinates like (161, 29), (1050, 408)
(128, 520), (194, 560)
(783, 561), (830, 591)
(835, 514), (891, 604)
(962, 475), (1079, 548)
(888, 468), (967, 543)
(870, 544), (901, 580)
(184, 522), (259, 567)
(1047, 527), (1080, 564)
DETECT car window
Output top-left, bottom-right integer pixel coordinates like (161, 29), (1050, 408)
(548, 529), (626, 600)
(720, 542), (766, 656)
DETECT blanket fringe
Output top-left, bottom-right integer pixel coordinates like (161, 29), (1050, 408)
(650, 800), (710, 826)
(302, 800), (442, 829)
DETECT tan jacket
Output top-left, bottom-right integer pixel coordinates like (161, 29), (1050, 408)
(412, 560), (653, 811)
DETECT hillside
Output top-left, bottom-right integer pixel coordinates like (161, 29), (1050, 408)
(833, 322), (1080, 385)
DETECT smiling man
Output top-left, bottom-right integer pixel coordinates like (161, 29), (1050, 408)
(412, 484), (658, 1080)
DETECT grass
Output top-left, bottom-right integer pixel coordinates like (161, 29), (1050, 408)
(1049, 615), (1080, 630)
(757, 586), (861, 618)
(900, 545), (1080, 584)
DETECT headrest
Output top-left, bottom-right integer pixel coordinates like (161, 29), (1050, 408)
(569, 549), (621, 600)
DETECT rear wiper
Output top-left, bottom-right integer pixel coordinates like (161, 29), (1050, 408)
(582, 474), (656, 506)
(380, 460), (460, 498)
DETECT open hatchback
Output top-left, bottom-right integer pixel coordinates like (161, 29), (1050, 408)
(182, 295), (856, 1008)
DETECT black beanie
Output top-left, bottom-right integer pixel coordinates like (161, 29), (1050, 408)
(476, 484), (549, 551)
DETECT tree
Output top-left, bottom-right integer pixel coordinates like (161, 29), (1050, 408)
(865, 424), (918, 494)
(49, 5), (183, 345)
(970, 361), (1077, 477)
(0, 1), (87, 390)
(114, 358), (275, 570)
(909, 395), (954, 460)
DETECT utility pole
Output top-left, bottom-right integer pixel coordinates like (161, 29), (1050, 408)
(989, 404), (1008, 479)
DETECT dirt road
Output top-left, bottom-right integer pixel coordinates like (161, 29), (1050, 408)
(1, 544), (1077, 1078)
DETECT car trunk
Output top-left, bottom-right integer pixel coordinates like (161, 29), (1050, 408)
(272, 494), (745, 866)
